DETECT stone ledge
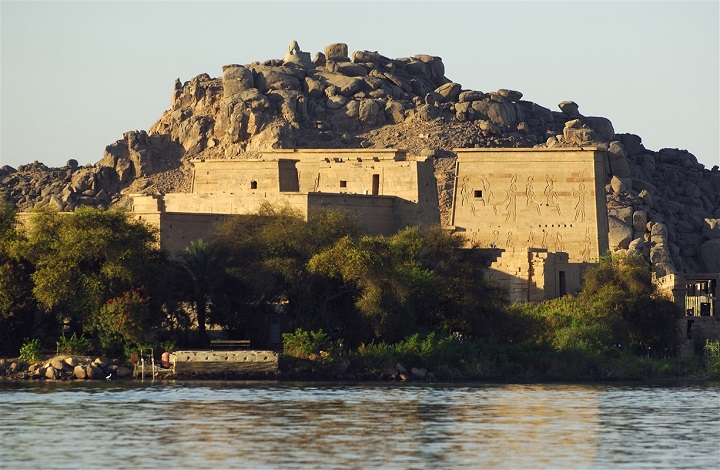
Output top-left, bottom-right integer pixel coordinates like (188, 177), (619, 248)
(171, 350), (279, 378)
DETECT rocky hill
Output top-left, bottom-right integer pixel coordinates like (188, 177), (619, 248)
(1, 41), (719, 276)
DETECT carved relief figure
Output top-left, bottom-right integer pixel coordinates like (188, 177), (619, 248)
(522, 227), (536, 249)
(544, 175), (561, 215)
(554, 232), (565, 252)
(573, 182), (587, 222)
(494, 174), (518, 222)
(581, 228), (593, 262)
(491, 230), (500, 248)
(506, 231), (514, 248)
(526, 227), (536, 248)
(541, 230), (549, 249)
(480, 175), (494, 208)
(525, 176), (542, 215)
(460, 175), (469, 206)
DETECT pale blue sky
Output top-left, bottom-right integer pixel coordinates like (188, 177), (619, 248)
(1, 0), (718, 169)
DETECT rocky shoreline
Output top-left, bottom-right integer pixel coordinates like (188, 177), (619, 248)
(1, 355), (714, 383)
(0, 355), (133, 381)
(0, 355), (439, 382)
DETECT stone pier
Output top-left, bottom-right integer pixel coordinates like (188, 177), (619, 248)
(171, 350), (279, 378)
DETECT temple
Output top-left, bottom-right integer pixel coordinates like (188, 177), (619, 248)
(130, 148), (439, 253)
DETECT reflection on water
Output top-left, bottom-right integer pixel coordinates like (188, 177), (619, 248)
(0, 381), (718, 469)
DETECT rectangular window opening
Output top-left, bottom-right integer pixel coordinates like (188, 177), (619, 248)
(700, 303), (711, 316)
(340, 180), (347, 188)
(474, 190), (483, 198)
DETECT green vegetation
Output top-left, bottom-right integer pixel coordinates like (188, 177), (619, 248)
(174, 239), (229, 338)
(0, 198), (38, 355)
(511, 254), (680, 357)
(705, 340), (720, 376)
(282, 328), (343, 361)
(19, 338), (43, 363)
(88, 290), (151, 354)
(57, 332), (91, 356)
(1, 199), (168, 358)
(281, 328), (346, 373)
(21, 207), (163, 333)
(0, 198), (710, 380)
(307, 226), (505, 343)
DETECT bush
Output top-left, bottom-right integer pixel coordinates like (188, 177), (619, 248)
(89, 290), (150, 353)
(704, 340), (720, 376)
(19, 338), (42, 362)
(57, 332), (91, 356)
(352, 341), (396, 374)
(282, 328), (343, 364)
(350, 333), (488, 379)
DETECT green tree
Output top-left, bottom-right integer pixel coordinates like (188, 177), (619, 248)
(520, 253), (680, 355)
(309, 226), (505, 343)
(213, 203), (360, 340)
(89, 290), (152, 353)
(413, 227), (507, 339)
(0, 197), (39, 355)
(309, 232), (423, 341)
(174, 238), (230, 338)
(582, 254), (680, 352)
(20, 207), (164, 334)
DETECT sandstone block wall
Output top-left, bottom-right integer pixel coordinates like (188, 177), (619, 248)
(487, 249), (584, 303)
(450, 148), (609, 264)
(192, 160), (284, 194)
(131, 148), (439, 253)
(678, 317), (720, 358)
(657, 273), (718, 315)
(191, 149), (407, 194)
(307, 193), (398, 235)
(132, 191), (413, 253)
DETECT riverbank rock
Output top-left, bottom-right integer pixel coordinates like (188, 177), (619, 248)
(0, 355), (133, 381)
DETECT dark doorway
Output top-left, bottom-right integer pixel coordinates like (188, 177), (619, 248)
(278, 160), (300, 192)
(559, 271), (567, 296)
(372, 174), (380, 195)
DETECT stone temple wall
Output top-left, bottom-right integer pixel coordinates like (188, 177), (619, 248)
(678, 317), (720, 358)
(130, 147), (616, 304)
(487, 249), (587, 303)
(130, 148), (439, 253)
(450, 147), (610, 264)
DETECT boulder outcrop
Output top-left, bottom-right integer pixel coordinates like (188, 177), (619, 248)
(2, 355), (132, 381)
(2, 41), (718, 276)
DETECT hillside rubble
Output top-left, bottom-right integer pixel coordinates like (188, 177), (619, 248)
(1, 41), (719, 275)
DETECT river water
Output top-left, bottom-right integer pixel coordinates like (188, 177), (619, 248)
(0, 381), (718, 469)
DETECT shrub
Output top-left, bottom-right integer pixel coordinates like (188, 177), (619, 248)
(123, 342), (156, 363)
(282, 328), (343, 364)
(160, 340), (176, 353)
(19, 338), (42, 362)
(704, 339), (720, 376)
(352, 341), (397, 374)
(350, 333), (486, 378)
(89, 290), (150, 353)
(57, 332), (91, 356)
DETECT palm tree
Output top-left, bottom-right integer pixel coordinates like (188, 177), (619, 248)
(176, 239), (227, 337)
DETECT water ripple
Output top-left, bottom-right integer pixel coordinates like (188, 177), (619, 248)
(0, 382), (718, 469)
